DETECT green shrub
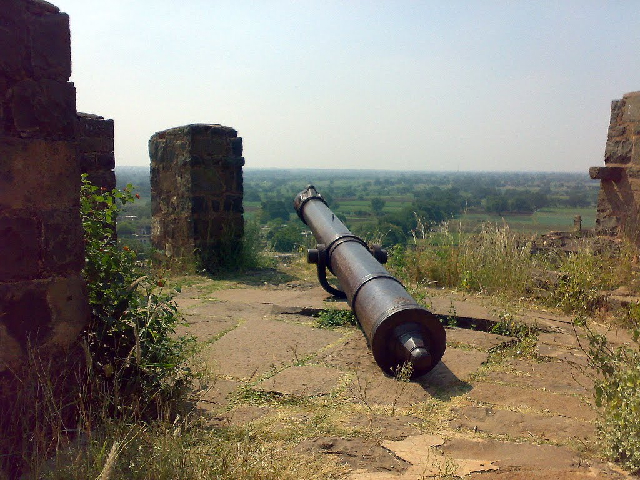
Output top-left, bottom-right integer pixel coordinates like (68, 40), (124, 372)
(80, 175), (195, 416)
(549, 250), (604, 314)
(316, 309), (357, 328)
(580, 315), (640, 474)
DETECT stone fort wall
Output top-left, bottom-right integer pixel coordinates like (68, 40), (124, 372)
(0, 0), (114, 371)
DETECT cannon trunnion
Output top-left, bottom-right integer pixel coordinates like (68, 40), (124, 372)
(294, 185), (446, 378)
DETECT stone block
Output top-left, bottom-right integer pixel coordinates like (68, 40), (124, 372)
(231, 137), (242, 157)
(632, 137), (640, 165)
(191, 135), (232, 158)
(9, 79), (76, 138)
(224, 194), (243, 213)
(604, 139), (632, 164)
(76, 113), (114, 137)
(41, 208), (84, 274)
(25, 0), (60, 15)
(608, 124), (626, 138)
(589, 166), (624, 181)
(45, 274), (89, 348)
(78, 135), (113, 154)
(0, 0), (27, 26)
(78, 152), (115, 173)
(0, 138), (79, 210)
(191, 167), (225, 196)
(610, 99), (623, 124)
(30, 12), (71, 81)
(84, 169), (116, 192)
(191, 196), (208, 214)
(0, 279), (52, 347)
(95, 152), (115, 170)
(0, 25), (28, 80)
(622, 91), (640, 122)
(0, 214), (41, 280)
(625, 166), (640, 179)
(0, 274), (88, 362)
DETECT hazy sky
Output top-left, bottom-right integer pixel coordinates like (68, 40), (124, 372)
(55, 1), (640, 172)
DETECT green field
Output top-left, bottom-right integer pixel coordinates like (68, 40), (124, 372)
(459, 207), (596, 234)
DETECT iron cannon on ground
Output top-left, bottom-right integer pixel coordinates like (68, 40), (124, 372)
(294, 185), (446, 378)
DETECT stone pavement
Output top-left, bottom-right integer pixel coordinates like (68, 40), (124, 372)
(174, 278), (632, 479)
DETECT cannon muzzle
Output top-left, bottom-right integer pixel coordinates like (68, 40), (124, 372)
(294, 185), (446, 378)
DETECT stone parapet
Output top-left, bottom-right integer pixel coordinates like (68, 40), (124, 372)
(591, 92), (640, 238)
(150, 124), (244, 271)
(0, 0), (87, 372)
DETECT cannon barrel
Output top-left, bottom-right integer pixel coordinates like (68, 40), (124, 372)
(294, 185), (446, 377)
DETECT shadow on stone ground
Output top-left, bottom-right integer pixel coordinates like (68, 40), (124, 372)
(174, 276), (633, 479)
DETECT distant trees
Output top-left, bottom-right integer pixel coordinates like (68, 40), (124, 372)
(370, 197), (386, 215)
(484, 190), (549, 214)
(267, 223), (304, 252)
(260, 200), (290, 222)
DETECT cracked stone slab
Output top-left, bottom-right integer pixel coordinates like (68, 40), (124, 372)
(202, 317), (342, 378)
(345, 414), (423, 440)
(441, 437), (578, 470)
(465, 468), (630, 479)
(468, 382), (595, 421)
(418, 348), (489, 387)
(195, 378), (240, 411)
(485, 359), (593, 395)
(450, 405), (594, 442)
(213, 286), (335, 309)
(376, 434), (498, 478)
(297, 436), (409, 473)
(427, 293), (499, 323)
(446, 327), (515, 350)
(536, 343), (590, 366)
(256, 365), (343, 396)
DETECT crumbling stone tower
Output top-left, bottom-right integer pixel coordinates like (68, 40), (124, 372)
(149, 124), (244, 270)
(590, 91), (640, 239)
(0, 0), (88, 370)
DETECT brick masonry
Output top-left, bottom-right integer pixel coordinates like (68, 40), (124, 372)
(150, 124), (244, 271)
(590, 91), (640, 238)
(0, 0), (90, 371)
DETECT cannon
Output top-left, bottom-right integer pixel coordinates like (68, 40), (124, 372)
(294, 185), (446, 378)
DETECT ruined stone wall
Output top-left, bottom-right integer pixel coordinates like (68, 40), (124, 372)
(0, 0), (88, 371)
(149, 124), (244, 270)
(77, 112), (116, 191)
(590, 92), (640, 238)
